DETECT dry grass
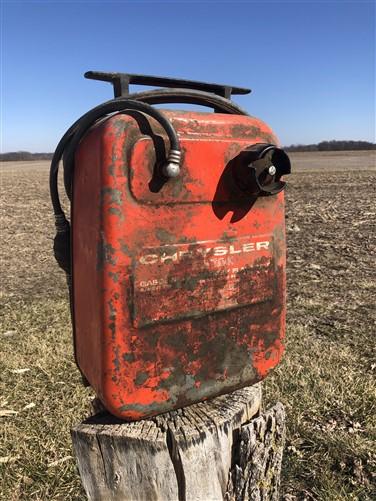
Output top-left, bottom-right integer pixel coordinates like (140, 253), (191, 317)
(1, 152), (375, 500)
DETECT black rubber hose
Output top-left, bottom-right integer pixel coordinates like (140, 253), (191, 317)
(49, 90), (248, 276)
(49, 98), (181, 219)
(61, 89), (249, 197)
(125, 88), (249, 115)
(50, 89), (249, 219)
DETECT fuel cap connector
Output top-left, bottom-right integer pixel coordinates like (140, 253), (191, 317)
(232, 143), (291, 196)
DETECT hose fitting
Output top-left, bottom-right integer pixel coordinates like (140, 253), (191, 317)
(232, 143), (291, 196)
(162, 149), (181, 178)
(54, 213), (70, 232)
(53, 215), (71, 276)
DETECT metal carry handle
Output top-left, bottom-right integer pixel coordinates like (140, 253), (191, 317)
(85, 71), (251, 100)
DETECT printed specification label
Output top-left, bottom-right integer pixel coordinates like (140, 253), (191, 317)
(132, 235), (275, 327)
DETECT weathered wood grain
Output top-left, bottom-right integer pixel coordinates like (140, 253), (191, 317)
(225, 403), (286, 501)
(71, 384), (285, 501)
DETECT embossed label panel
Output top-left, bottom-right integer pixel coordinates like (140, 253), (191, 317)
(132, 235), (275, 327)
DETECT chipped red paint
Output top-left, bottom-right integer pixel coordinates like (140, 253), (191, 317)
(72, 110), (287, 420)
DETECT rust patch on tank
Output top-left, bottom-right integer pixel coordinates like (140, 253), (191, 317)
(97, 232), (117, 269)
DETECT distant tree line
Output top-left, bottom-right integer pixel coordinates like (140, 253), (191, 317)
(0, 151), (53, 161)
(1, 140), (375, 161)
(285, 140), (376, 152)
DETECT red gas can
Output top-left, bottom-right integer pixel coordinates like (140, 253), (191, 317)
(50, 72), (291, 420)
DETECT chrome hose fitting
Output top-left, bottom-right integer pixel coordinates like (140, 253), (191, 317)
(162, 149), (181, 178)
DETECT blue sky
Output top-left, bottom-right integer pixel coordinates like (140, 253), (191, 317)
(1, 0), (375, 151)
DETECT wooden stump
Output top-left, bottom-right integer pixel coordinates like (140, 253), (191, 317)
(71, 384), (286, 501)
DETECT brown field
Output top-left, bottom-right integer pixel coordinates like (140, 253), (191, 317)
(1, 151), (375, 500)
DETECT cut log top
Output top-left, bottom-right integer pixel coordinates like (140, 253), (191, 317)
(71, 384), (286, 501)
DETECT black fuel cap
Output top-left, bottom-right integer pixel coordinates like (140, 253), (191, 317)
(232, 143), (291, 196)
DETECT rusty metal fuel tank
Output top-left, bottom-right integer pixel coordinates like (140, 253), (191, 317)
(50, 72), (291, 420)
